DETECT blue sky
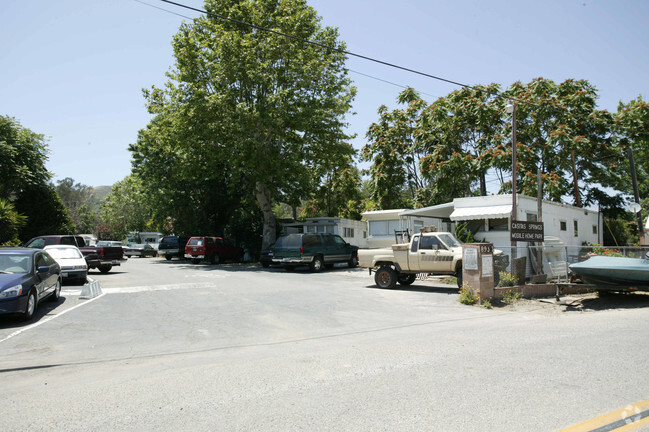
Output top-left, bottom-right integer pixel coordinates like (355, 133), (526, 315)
(1, 0), (648, 188)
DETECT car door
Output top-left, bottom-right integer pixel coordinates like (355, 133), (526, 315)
(407, 234), (422, 272)
(329, 235), (351, 263)
(417, 235), (454, 272)
(34, 252), (58, 300)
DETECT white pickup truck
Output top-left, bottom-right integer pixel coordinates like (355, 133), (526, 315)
(359, 231), (504, 289)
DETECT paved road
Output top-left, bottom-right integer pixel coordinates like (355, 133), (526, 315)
(1, 257), (648, 431)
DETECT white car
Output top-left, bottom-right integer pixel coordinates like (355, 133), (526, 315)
(44, 245), (88, 284)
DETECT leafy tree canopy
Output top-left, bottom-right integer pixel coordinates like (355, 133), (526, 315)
(132, 0), (356, 250)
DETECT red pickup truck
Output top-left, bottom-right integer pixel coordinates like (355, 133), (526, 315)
(24, 235), (125, 273)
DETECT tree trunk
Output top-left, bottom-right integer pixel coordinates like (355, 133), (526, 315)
(570, 151), (582, 208)
(255, 182), (277, 251)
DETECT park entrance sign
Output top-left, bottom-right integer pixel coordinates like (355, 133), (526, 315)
(510, 221), (544, 242)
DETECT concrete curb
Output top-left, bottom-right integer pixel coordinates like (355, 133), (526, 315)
(80, 278), (102, 299)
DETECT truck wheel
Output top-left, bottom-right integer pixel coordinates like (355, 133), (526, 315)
(456, 266), (463, 288)
(309, 255), (324, 273)
(398, 274), (417, 286)
(99, 265), (112, 273)
(348, 253), (359, 268)
(165, 255), (172, 261)
(374, 266), (397, 289)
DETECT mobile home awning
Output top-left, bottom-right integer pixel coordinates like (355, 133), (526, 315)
(450, 204), (512, 221)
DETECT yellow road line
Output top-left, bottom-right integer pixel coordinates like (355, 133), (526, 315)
(559, 401), (649, 432)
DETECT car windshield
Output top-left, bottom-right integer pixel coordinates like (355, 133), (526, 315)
(47, 247), (83, 259)
(0, 254), (31, 274)
(438, 233), (463, 248)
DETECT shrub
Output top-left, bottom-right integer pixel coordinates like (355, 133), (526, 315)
(458, 283), (479, 305)
(503, 289), (521, 305)
(497, 271), (516, 287)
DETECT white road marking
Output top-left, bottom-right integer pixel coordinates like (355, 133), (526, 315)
(0, 293), (106, 344)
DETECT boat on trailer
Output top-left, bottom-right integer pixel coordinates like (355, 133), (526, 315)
(569, 253), (649, 290)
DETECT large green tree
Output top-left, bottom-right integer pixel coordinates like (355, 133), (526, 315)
(99, 175), (154, 240)
(503, 78), (617, 206)
(0, 115), (74, 240)
(0, 115), (51, 200)
(133, 0), (356, 250)
(362, 87), (428, 209)
(416, 83), (504, 204)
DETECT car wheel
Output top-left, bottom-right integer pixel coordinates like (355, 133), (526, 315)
(309, 255), (324, 273)
(192, 258), (201, 264)
(165, 255), (172, 261)
(99, 265), (112, 273)
(126, 255), (131, 258)
(22, 289), (37, 321)
(398, 274), (417, 286)
(348, 253), (359, 268)
(261, 262), (270, 268)
(374, 266), (397, 289)
(49, 278), (62, 302)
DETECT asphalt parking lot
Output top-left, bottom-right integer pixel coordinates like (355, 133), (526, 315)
(1, 258), (649, 431)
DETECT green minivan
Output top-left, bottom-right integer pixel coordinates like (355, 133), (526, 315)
(272, 233), (359, 272)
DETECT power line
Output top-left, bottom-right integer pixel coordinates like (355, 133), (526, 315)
(147, 0), (647, 140)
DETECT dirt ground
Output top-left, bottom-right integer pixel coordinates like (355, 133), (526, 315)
(494, 291), (649, 316)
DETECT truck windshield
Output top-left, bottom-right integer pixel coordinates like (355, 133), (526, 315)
(438, 234), (462, 248)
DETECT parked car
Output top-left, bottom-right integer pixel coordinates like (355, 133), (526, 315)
(24, 235), (124, 273)
(0, 247), (62, 320)
(259, 249), (275, 268)
(124, 243), (157, 258)
(184, 236), (244, 264)
(272, 233), (359, 272)
(158, 236), (190, 261)
(44, 245), (88, 284)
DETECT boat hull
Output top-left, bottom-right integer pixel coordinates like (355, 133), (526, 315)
(569, 256), (649, 288)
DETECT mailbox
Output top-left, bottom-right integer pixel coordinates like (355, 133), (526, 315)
(462, 243), (495, 301)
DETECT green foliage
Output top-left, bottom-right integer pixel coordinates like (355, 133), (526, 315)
(502, 289), (521, 305)
(300, 162), (363, 220)
(14, 183), (75, 241)
(458, 283), (479, 305)
(0, 115), (52, 200)
(54, 178), (98, 234)
(454, 222), (475, 243)
(362, 87), (429, 208)
(481, 299), (493, 309)
(417, 83), (503, 203)
(589, 245), (624, 257)
(99, 176), (155, 240)
(0, 198), (26, 245)
(497, 271), (516, 287)
(132, 0), (356, 251)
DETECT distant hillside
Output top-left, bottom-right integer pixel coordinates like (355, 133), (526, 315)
(89, 185), (113, 210)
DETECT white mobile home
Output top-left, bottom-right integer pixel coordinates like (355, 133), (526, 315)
(280, 217), (368, 248)
(362, 208), (449, 248)
(393, 195), (600, 249)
